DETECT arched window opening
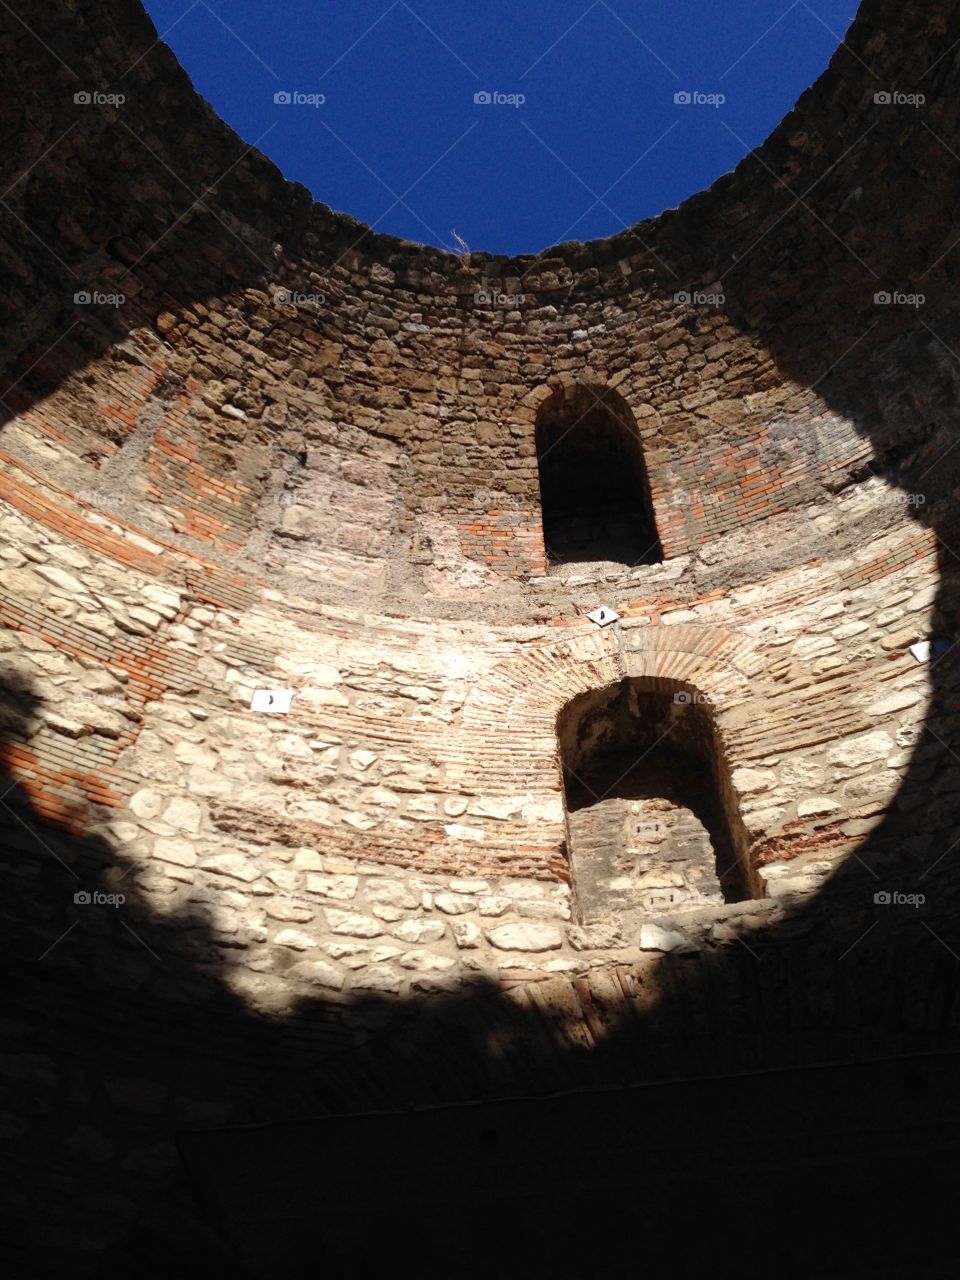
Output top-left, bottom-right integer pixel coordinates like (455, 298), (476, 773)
(535, 386), (662, 570)
(557, 678), (759, 932)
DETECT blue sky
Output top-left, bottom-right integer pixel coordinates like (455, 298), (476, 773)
(141, 0), (858, 255)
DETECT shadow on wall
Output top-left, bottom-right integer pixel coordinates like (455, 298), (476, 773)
(0, 0), (365, 447)
(4, 656), (960, 1277)
(4, 0), (960, 1274)
(703, 0), (960, 1073)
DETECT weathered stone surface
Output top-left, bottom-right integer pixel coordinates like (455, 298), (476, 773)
(161, 798), (203, 834)
(130, 789), (164, 819)
(517, 899), (571, 921)
(35, 564), (86, 594)
(761, 871), (824, 897)
(363, 879), (418, 909)
(866, 688), (922, 717)
(796, 797), (841, 818)
(397, 952), (455, 971)
(348, 966), (401, 994)
(0, 568), (45, 598)
(639, 923), (698, 953)
(324, 910), (383, 938)
(265, 900), (314, 923)
(288, 960), (344, 990)
(391, 919), (446, 943)
(827, 732), (895, 769)
(349, 749), (377, 771)
(200, 854), (260, 882)
(306, 873), (358, 900)
(732, 767), (777, 794)
(365, 943), (400, 963)
(478, 896), (510, 916)
(59, 700), (127, 738)
(293, 849), (325, 870)
(451, 920), (481, 948)
(500, 880), (547, 900)
(372, 904), (404, 922)
(568, 923), (624, 951)
(486, 923), (563, 952)
(153, 838), (197, 868)
(274, 929), (315, 951)
(434, 892), (476, 915)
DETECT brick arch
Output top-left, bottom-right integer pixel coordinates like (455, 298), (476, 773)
(620, 624), (762, 704)
(517, 376), (617, 423)
(461, 622), (761, 734)
(516, 379), (663, 449)
(452, 621), (766, 895)
(513, 381), (671, 568)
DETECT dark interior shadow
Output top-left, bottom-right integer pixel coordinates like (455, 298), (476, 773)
(535, 386), (663, 568)
(559, 677), (757, 907)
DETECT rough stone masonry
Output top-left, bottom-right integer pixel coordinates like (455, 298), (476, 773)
(2, 0), (960, 1271)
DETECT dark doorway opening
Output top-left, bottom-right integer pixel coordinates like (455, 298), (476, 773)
(556, 678), (759, 931)
(535, 386), (662, 569)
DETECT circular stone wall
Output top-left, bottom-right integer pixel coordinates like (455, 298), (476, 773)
(4, 0), (960, 1271)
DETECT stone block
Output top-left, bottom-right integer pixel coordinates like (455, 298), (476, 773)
(487, 923), (563, 952)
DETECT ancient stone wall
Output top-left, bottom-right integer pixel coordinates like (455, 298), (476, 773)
(4, 0), (960, 1271)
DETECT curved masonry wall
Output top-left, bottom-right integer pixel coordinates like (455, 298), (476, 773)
(4, 0), (960, 1268)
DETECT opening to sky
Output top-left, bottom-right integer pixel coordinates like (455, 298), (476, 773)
(142, 0), (857, 255)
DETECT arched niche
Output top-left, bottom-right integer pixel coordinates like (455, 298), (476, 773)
(534, 385), (662, 569)
(556, 676), (761, 931)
